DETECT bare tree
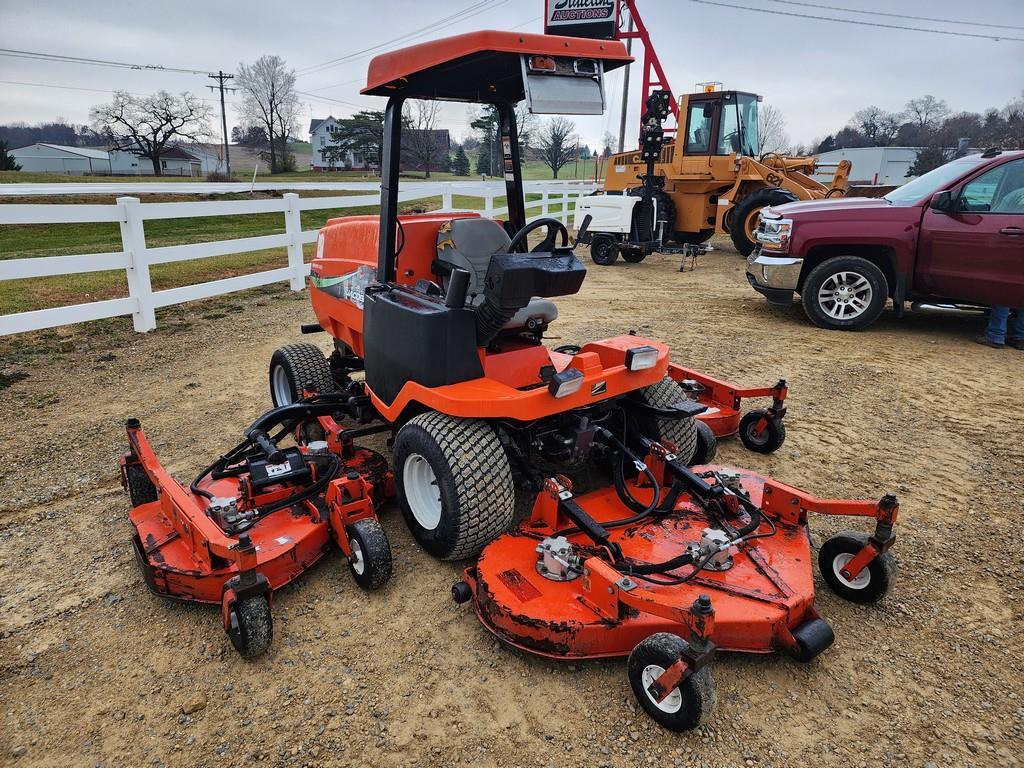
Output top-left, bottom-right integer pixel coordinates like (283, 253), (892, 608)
(850, 106), (902, 147)
(90, 91), (211, 175)
(537, 117), (578, 179)
(236, 55), (299, 173)
(904, 95), (950, 131)
(404, 100), (443, 177)
(757, 103), (791, 155)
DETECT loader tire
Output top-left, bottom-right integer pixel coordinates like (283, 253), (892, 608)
(672, 229), (715, 245)
(269, 343), (335, 406)
(393, 412), (515, 560)
(729, 188), (798, 256)
(126, 464), (157, 507)
(631, 377), (699, 464)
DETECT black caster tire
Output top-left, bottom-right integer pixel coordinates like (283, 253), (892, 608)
(790, 618), (835, 663)
(590, 235), (619, 266)
(125, 464), (157, 507)
(622, 250), (647, 263)
(819, 531), (895, 603)
(226, 595), (273, 659)
(738, 409), (786, 454)
(347, 518), (392, 591)
(269, 343), (335, 407)
(451, 581), (473, 604)
(692, 420), (718, 465)
(627, 633), (716, 732)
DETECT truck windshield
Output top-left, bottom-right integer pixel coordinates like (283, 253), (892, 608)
(884, 155), (988, 204)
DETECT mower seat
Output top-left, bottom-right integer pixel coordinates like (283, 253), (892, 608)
(436, 218), (558, 330)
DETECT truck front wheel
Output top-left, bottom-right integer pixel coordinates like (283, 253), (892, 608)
(801, 256), (889, 331)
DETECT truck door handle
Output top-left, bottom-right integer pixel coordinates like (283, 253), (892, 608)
(999, 227), (1023, 236)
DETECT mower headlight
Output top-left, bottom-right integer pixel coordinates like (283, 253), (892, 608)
(625, 345), (659, 371)
(548, 368), (584, 398)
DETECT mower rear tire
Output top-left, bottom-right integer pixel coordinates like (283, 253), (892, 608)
(628, 633), (716, 732)
(622, 250), (647, 264)
(632, 377), (699, 464)
(729, 188), (799, 257)
(269, 343), (335, 407)
(126, 464), (157, 507)
(738, 409), (786, 454)
(590, 235), (619, 266)
(393, 412), (515, 560)
(346, 518), (392, 591)
(692, 420), (718, 465)
(226, 595), (273, 659)
(819, 531), (895, 603)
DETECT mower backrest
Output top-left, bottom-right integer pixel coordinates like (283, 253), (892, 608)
(436, 218), (511, 299)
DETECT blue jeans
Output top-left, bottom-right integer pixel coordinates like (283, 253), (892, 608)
(984, 306), (1024, 345)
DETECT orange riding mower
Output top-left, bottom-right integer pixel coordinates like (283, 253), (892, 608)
(452, 427), (898, 732)
(119, 391), (393, 657)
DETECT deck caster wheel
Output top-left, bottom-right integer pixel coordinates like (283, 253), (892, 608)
(125, 464), (157, 506)
(346, 518), (392, 591)
(691, 420), (718, 465)
(451, 580), (472, 604)
(738, 409), (786, 454)
(225, 594), (273, 659)
(627, 633), (716, 732)
(819, 531), (895, 603)
(790, 618), (835, 663)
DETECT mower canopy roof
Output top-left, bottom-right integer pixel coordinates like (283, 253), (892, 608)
(362, 30), (632, 108)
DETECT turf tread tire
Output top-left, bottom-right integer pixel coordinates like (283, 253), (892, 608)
(126, 464), (157, 507)
(394, 412), (515, 560)
(269, 343), (336, 406)
(633, 377), (699, 464)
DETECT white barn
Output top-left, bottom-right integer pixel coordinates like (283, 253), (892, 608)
(10, 144), (112, 175)
(813, 147), (922, 187)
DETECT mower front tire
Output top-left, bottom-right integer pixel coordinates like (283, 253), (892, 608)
(346, 518), (392, 591)
(632, 377), (699, 464)
(628, 633), (716, 732)
(819, 531), (895, 603)
(393, 412), (515, 560)
(226, 595), (273, 659)
(590, 235), (619, 266)
(269, 343), (335, 407)
(125, 464), (157, 507)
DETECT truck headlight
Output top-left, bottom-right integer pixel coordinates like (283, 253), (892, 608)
(756, 216), (792, 253)
(625, 345), (659, 371)
(548, 369), (584, 398)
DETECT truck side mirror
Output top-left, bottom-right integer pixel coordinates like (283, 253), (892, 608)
(929, 190), (954, 213)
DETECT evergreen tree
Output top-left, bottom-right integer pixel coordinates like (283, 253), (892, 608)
(0, 140), (20, 171)
(451, 144), (470, 176)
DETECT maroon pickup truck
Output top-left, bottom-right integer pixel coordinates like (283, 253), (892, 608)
(746, 149), (1024, 330)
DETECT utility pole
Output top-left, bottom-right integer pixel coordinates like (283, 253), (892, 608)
(208, 71), (235, 176)
(617, 12), (634, 153)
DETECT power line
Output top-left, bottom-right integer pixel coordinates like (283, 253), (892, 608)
(685, 0), (1024, 41)
(763, 0), (1024, 31)
(0, 48), (211, 74)
(296, 0), (510, 77)
(0, 78), (239, 105)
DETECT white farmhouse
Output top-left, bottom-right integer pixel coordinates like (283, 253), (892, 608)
(309, 117), (368, 171)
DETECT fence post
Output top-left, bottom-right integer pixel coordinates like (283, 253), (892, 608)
(283, 193), (305, 291)
(484, 191), (495, 219)
(541, 190), (549, 218)
(442, 183), (453, 211)
(117, 196), (155, 332)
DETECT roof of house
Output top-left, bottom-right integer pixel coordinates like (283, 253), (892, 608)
(309, 116), (336, 134)
(12, 143), (110, 159)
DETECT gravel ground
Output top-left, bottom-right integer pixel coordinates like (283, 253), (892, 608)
(1, 241), (1022, 768)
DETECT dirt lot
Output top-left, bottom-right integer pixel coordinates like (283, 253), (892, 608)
(1, 243), (1022, 768)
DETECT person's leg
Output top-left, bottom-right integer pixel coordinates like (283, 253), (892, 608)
(984, 306), (1010, 345)
(1008, 309), (1024, 347)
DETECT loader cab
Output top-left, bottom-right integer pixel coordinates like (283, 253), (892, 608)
(679, 90), (761, 158)
(309, 31), (633, 406)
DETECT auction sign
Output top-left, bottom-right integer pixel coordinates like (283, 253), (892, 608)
(544, 0), (619, 39)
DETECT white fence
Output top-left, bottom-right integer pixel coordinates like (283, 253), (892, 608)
(0, 183), (596, 336)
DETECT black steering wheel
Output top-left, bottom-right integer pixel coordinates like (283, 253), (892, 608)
(507, 217), (570, 254)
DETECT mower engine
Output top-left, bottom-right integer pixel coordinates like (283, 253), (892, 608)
(119, 392), (395, 658)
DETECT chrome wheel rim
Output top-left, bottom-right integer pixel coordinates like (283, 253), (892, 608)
(403, 453), (442, 530)
(818, 271), (872, 320)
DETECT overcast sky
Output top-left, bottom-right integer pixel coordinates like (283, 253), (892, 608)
(2, 0), (1022, 151)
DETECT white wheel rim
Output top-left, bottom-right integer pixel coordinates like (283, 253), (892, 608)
(641, 664), (683, 713)
(403, 453), (442, 530)
(832, 552), (870, 589)
(818, 271), (872, 320)
(349, 538), (365, 575)
(272, 364), (293, 405)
